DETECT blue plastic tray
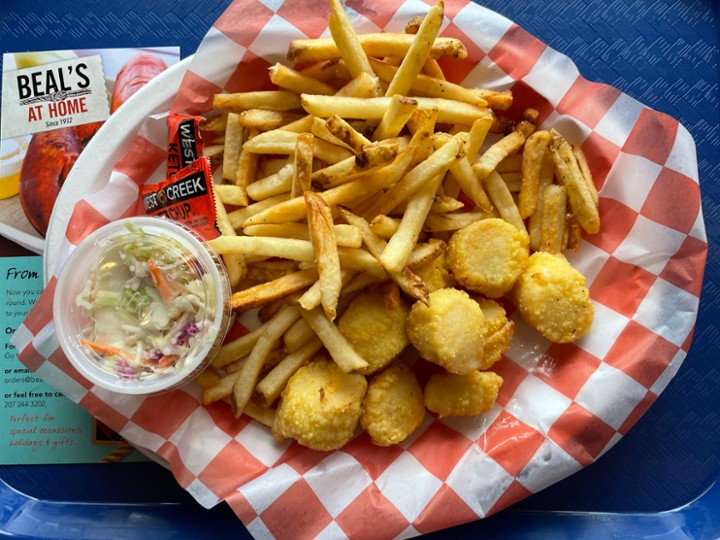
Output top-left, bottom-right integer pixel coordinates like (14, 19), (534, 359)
(2, 0), (719, 538)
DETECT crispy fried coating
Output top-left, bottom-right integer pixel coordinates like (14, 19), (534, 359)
(406, 288), (487, 374)
(413, 251), (452, 292)
(272, 357), (367, 451)
(476, 298), (514, 368)
(360, 363), (425, 446)
(424, 370), (503, 417)
(338, 285), (410, 375)
(447, 218), (529, 298)
(513, 251), (594, 343)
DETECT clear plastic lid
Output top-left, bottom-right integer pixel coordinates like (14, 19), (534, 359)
(53, 217), (231, 395)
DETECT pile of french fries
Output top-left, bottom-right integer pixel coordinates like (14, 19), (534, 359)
(194, 0), (600, 433)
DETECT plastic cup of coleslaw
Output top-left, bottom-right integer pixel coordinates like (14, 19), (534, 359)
(53, 216), (232, 395)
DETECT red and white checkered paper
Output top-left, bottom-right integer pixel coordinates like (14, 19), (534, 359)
(13, 0), (707, 538)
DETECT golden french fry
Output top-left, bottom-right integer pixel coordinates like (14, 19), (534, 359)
(423, 210), (492, 232)
(369, 214), (399, 238)
(202, 113), (228, 132)
(539, 184), (567, 254)
(385, 1), (444, 96)
(211, 326), (264, 370)
(340, 208), (429, 304)
(549, 129), (600, 234)
(404, 15), (423, 34)
(327, 0), (375, 81)
(364, 134), (464, 217)
(527, 150), (556, 251)
(300, 94), (491, 126)
(483, 170), (527, 233)
(243, 129), (353, 164)
(246, 163), (294, 201)
(496, 153), (523, 173)
(501, 172), (523, 192)
(222, 112), (244, 183)
(312, 140), (401, 188)
(299, 269), (356, 312)
(334, 71), (382, 98)
(231, 305), (301, 416)
(213, 91), (302, 111)
(229, 268), (318, 311)
(244, 223), (362, 248)
(566, 214), (582, 252)
(236, 128), (259, 192)
(466, 116), (493, 161)
(304, 191), (343, 320)
(243, 147), (416, 226)
(300, 307), (368, 372)
(279, 115), (315, 133)
(477, 89), (513, 111)
(519, 130), (551, 218)
(325, 114), (372, 153)
(212, 186), (247, 287)
(472, 130), (526, 181)
(203, 144), (224, 160)
(299, 58), (351, 83)
(239, 109), (304, 130)
(201, 369), (244, 405)
(373, 94), (418, 141)
(572, 143), (599, 208)
(269, 62), (336, 95)
(214, 184), (248, 207)
(292, 133), (314, 197)
(406, 238), (446, 269)
(288, 34), (467, 63)
(227, 193), (291, 230)
(380, 173), (444, 273)
(256, 337), (324, 405)
(208, 235), (386, 277)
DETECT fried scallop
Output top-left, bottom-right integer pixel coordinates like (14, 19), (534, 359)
(476, 298), (514, 368)
(424, 370), (503, 418)
(338, 285), (410, 375)
(360, 363), (425, 446)
(513, 251), (594, 343)
(447, 218), (529, 298)
(272, 357), (367, 451)
(406, 287), (487, 374)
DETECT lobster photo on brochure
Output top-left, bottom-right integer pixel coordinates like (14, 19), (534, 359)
(17, 53), (168, 236)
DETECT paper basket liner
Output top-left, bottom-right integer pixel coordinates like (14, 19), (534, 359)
(13, 0), (707, 538)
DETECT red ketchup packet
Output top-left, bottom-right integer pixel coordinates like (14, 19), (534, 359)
(141, 156), (222, 240)
(166, 113), (204, 178)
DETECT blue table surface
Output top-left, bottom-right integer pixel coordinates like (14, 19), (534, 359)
(1, 1), (719, 539)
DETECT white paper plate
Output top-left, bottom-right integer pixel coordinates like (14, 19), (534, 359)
(44, 56), (193, 283)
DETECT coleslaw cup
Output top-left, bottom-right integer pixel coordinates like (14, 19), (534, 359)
(53, 216), (231, 395)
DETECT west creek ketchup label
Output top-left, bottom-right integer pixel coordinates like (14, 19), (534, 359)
(166, 113), (204, 178)
(142, 156), (222, 240)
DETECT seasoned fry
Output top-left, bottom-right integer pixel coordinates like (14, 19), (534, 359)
(231, 305), (301, 416)
(519, 130), (551, 218)
(213, 91), (302, 111)
(313, 140), (401, 188)
(340, 209), (429, 303)
(301, 94), (491, 125)
(243, 147), (416, 226)
(472, 130), (526, 181)
(288, 34), (468, 63)
(256, 337), (324, 405)
(548, 129), (600, 234)
(244, 223), (362, 248)
(238, 109), (303, 130)
(364, 135), (464, 217)
(325, 114), (372, 153)
(304, 192), (343, 320)
(269, 62), (336, 95)
(229, 268), (318, 311)
(327, 0), (375, 80)
(385, 1), (444, 96)
(291, 133), (314, 197)
(243, 129), (353, 163)
(222, 112), (244, 183)
(373, 94), (418, 140)
(483, 171), (527, 233)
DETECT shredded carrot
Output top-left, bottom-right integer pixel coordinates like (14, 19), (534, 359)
(79, 339), (133, 361)
(147, 260), (174, 302)
(157, 355), (179, 369)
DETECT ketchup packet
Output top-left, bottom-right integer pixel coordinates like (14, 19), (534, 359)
(166, 113), (204, 178)
(142, 156), (222, 239)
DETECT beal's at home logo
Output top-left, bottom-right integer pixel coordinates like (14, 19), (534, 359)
(1, 55), (110, 138)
